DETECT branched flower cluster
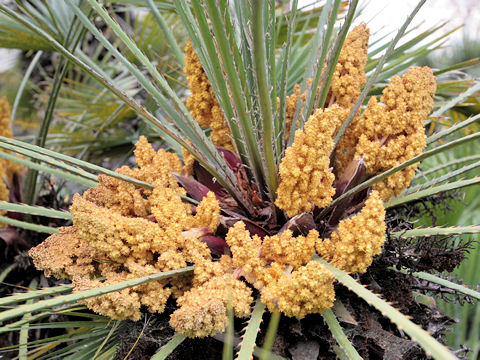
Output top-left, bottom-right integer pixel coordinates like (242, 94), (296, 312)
(184, 40), (234, 151)
(316, 191), (386, 273)
(30, 136), (226, 323)
(30, 23), (437, 339)
(335, 66), (436, 200)
(275, 105), (347, 217)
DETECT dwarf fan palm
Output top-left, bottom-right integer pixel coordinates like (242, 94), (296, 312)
(0, 1), (479, 359)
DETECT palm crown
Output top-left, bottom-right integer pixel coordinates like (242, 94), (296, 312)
(0, 1), (479, 359)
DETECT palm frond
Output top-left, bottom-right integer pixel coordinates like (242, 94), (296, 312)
(236, 299), (265, 360)
(322, 309), (361, 360)
(0, 267), (193, 323)
(318, 258), (457, 359)
(151, 333), (186, 360)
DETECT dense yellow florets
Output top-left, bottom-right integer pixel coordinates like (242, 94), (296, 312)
(225, 221), (266, 280)
(0, 97), (13, 140)
(335, 67), (436, 199)
(331, 23), (370, 108)
(190, 191), (220, 232)
(83, 136), (183, 218)
(29, 227), (103, 279)
(184, 40), (234, 151)
(73, 267), (171, 321)
(29, 24), (440, 340)
(285, 84), (305, 138)
(276, 105), (348, 217)
(29, 137), (207, 322)
(73, 274), (143, 321)
(72, 194), (171, 264)
(261, 229), (317, 269)
(260, 261), (335, 318)
(223, 222), (334, 318)
(182, 140), (196, 176)
(149, 184), (192, 235)
(316, 191), (386, 273)
(84, 172), (147, 217)
(170, 273), (253, 337)
(131, 135), (183, 192)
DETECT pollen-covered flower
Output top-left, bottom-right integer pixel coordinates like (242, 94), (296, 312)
(182, 140), (196, 176)
(73, 274), (143, 321)
(285, 84), (305, 138)
(170, 273), (253, 337)
(27, 18), (444, 344)
(223, 222), (333, 318)
(335, 66), (436, 200)
(71, 194), (175, 263)
(30, 137), (216, 323)
(73, 264), (172, 322)
(29, 227), (102, 279)
(83, 136), (183, 219)
(189, 191), (220, 232)
(276, 105), (348, 217)
(184, 40), (234, 151)
(131, 135), (184, 192)
(0, 180), (8, 217)
(331, 23), (370, 108)
(149, 184), (191, 234)
(260, 261), (335, 318)
(225, 221), (266, 280)
(261, 229), (317, 269)
(83, 172), (148, 217)
(316, 190), (386, 273)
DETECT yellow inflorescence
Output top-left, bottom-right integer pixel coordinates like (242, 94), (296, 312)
(149, 184), (192, 236)
(285, 84), (305, 138)
(29, 226), (103, 279)
(335, 66), (436, 199)
(71, 194), (171, 264)
(73, 274), (143, 321)
(276, 105), (348, 217)
(331, 23), (370, 108)
(182, 140), (196, 176)
(226, 221), (266, 282)
(190, 191), (220, 232)
(184, 40), (234, 151)
(72, 267), (171, 322)
(0, 97), (13, 140)
(82, 136), (184, 219)
(223, 222), (335, 318)
(316, 191), (386, 273)
(0, 180), (7, 218)
(261, 229), (316, 269)
(29, 138), (230, 325)
(131, 135), (183, 192)
(260, 261), (335, 319)
(29, 136), (244, 330)
(170, 273), (253, 337)
(283, 22), (368, 140)
(84, 173), (148, 217)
